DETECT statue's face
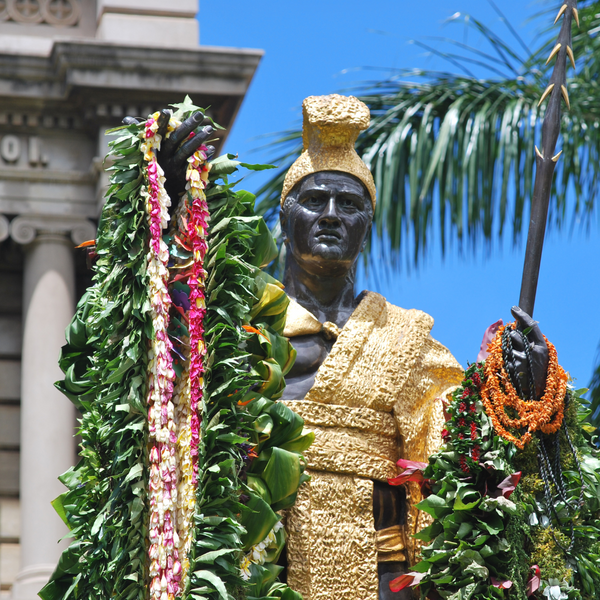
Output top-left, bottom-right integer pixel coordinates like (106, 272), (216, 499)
(281, 171), (373, 277)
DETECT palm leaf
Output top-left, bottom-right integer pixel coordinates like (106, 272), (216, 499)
(256, 1), (600, 269)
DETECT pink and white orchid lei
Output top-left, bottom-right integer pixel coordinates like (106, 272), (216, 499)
(173, 145), (210, 582)
(142, 113), (182, 600)
(173, 355), (193, 582)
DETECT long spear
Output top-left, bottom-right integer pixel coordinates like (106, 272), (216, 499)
(518, 0), (579, 317)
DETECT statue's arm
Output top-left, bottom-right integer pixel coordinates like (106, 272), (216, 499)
(123, 109), (216, 199)
(503, 306), (549, 400)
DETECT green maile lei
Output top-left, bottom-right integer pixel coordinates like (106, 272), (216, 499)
(400, 363), (600, 600)
(40, 101), (312, 600)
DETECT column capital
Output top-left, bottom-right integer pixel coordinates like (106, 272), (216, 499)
(9, 214), (96, 246)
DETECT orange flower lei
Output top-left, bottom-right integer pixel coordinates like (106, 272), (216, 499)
(481, 322), (568, 450)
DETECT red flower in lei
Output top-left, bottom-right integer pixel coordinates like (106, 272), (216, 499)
(470, 422), (477, 440)
(444, 363), (485, 468)
(459, 455), (469, 473)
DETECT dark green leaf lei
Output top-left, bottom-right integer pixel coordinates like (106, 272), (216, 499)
(411, 363), (600, 600)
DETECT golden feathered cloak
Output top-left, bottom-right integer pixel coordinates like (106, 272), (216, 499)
(282, 291), (463, 600)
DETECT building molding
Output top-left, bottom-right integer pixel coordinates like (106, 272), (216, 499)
(97, 5), (197, 19)
(0, 41), (264, 98)
(0, 167), (95, 184)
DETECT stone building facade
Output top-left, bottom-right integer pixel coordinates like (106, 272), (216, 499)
(0, 3), (262, 598)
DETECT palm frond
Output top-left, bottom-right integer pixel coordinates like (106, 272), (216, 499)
(256, 1), (600, 270)
(254, 133), (302, 224)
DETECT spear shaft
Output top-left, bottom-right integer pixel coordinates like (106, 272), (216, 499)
(518, 0), (578, 317)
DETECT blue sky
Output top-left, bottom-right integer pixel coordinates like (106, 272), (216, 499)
(200, 1), (600, 391)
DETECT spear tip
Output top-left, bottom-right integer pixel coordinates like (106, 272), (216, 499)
(566, 45), (576, 69)
(537, 83), (555, 107)
(554, 4), (568, 24)
(561, 84), (571, 110)
(572, 6), (580, 28)
(545, 43), (562, 66)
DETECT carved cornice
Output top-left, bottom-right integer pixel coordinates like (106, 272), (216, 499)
(0, 41), (262, 150)
(9, 214), (95, 245)
(0, 42), (263, 99)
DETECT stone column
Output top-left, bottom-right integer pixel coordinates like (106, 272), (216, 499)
(9, 215), (96, 600)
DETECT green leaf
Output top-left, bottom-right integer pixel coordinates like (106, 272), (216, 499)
(192, 570), (229, 600)
(416, 495), (452, 519)
(170, 95), (204, 119)
(413, 521), (442, 542)
(480, 496), (517, 515)
(456, 521), (473, 539)
(90, 512), (104, 536)
(477, 513), (504, 535)
(240, 494), (279, 549)
(254, 359), (285, 399)
(105, 356), (135, 384)
(247, 475), (273, 504)
(454, 494), (480, 511)
(195, 548), (237, 564)
(51, 493), (70, 528)
(280, 430), (315, 453)
(239, 162), (277, 171)
(463, 560), (488, 579)
(216, 432), (248, 444)
(209, 154), (241, 177)
(259, 447), (302, 504)
(124, 462), (143, 483)
(254, 413), (274, 438)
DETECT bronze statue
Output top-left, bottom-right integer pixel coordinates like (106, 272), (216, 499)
(272, 94), (462, 600)
(145, 93), (549, 600)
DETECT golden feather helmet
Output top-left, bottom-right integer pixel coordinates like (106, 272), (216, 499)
(280, 94), (377, 209)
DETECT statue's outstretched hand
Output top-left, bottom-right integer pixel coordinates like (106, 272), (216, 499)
(504, 306), (549, 400)
(123, 109), (215, 197)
